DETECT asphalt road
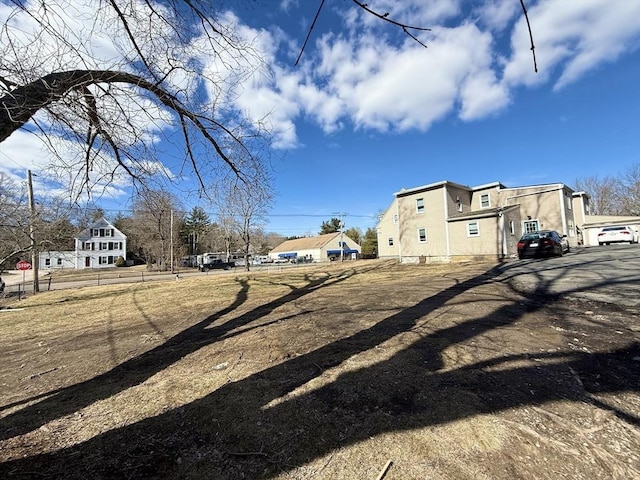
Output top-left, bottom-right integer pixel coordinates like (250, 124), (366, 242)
(4, 246), (639, 310)
(495, 243), (640, 308)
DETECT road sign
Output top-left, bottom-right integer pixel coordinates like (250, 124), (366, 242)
(16, 260), (31, 271)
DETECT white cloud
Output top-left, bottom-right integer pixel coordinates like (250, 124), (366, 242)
(503, 0), (640, 90)
(0, 130), (132, 202)
(474, 0), (520, 32)
(3, 0), (639, 176)
(274, 22), (507, 133)
(242, 0), (640, 141)
(459, 70), (510, 121)
(0, 131), (51, 175)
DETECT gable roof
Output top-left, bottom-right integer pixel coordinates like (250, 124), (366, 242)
(75, 217), (127, 241)
(271, 233), (353, 253)
(394, 180), (471, 197)
(471, 181), (506, 191)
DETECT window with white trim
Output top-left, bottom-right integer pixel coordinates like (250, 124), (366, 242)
(416, 198), (424, 214)
(418, 228), (427, 243)
(480, 194), (490, 208)
(393, 214), (398, 224)
(509, 220), (515, 236)
(456, 196), (462, 212)
(388, 237), (394, 246)
(523, 220), (539, 233)
(57, 258), (63, 266)
(568, 220), (575, 237)
(45, 258), (51, 266)
(467, 222), (480, 237)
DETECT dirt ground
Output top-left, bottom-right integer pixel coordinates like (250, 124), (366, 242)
(0, 260), (638, 479)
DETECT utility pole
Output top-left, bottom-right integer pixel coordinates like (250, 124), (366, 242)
(170, 209), (174, 274)
(339, 212), (345, 262)
(27, 170), (39, 293)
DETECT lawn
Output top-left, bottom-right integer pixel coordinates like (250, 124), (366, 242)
(1, 259), (638, 479)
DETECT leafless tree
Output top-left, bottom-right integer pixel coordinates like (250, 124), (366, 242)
(250, 228), (285, 256)
(1, 0), (269, 198)
(0, 173), (31, 268)
(619, 163), (640, 216)
(575, 164), (640, 216)
(0, 173), (78, 269)
(574, 175), (621, 216)
(131, 188), (183, 271)
(212, 167), (274, 271)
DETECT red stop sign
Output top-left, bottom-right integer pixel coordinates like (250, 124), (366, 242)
(16, 260), (31, 271)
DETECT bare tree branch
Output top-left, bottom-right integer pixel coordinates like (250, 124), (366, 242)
(519, 0), (538, 73)
(351, 0), (431, 49)
(297, 0), (537, 73)
(295, 0), (327, 66)
(0, 69), (245, 181)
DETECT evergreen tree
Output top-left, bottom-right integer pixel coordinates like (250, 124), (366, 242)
(361, 228), (378, 257)
(320, 218), (342, 234)
(181, 207), (211, 256)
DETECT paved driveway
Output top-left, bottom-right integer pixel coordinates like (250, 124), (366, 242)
(495, 244), (640, 308)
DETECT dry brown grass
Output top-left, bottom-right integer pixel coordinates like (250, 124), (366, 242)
(1, 259), (638, 479)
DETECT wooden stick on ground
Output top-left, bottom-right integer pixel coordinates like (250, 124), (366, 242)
(375, 460), (393, 480)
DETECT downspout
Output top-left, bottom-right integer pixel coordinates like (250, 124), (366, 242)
(443, 187), (451, 258)
(395, 198), (402, 262)
(580, 195), (587, 245)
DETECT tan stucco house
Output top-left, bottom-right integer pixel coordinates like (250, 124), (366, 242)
(377, 180), (591, 262)
(269, 233), (361, 263)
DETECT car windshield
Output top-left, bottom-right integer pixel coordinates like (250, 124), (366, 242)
(602, 227), (625, 232)
(522, 233), (540, 240)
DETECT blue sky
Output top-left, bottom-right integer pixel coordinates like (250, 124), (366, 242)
(1, 0), (639, 237)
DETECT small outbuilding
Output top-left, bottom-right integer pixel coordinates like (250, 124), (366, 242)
(269, 233), (361, 263)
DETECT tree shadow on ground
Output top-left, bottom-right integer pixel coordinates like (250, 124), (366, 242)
(1, 261), (638, 478)
(0, 267), (373, 441)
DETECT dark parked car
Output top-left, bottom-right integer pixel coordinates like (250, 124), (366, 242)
(517, 230), (569, 259)
(198, 259), (233, 272)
